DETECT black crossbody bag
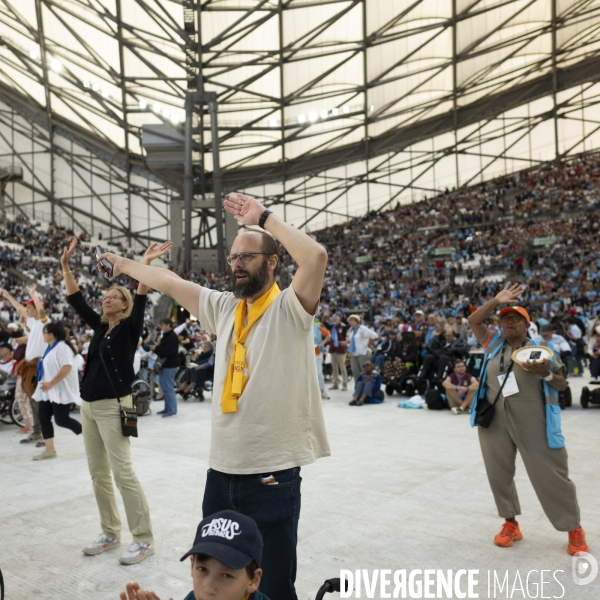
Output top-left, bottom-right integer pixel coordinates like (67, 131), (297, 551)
(475, 359), (516, 429)
(99, 349), (138, 438)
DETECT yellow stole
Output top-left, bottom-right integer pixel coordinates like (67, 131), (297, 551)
(221, 282), (281, 413)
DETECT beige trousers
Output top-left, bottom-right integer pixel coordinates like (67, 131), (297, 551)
(350, 354), (369, 383)
(446, 388), (475, 409)
(478, 395), (580, 532)
(330, 353), (348, 388)
(81, 398), (153, 543)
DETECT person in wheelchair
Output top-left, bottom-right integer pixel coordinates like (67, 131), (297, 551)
(372, 330), (395, 372)
(177, 341), (215, 400)
(416, 328), (469, 392)
(192, 341), (215, 400)
(588, 318), (600, 384)
(384, 328), (419, 396)
(0, 343), (15, 382)
(534, 324), (572, 362)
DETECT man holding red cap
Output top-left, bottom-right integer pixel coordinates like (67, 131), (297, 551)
(468, 283), (588, 556)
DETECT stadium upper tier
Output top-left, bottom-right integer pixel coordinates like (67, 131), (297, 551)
(310, 153), (600, 319)
(1, 154), (599, 326)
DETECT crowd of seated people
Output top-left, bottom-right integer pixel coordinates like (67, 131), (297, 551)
(1, 154), (600, 419)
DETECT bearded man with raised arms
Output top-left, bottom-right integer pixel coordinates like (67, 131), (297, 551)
(98, 193), (330, 600)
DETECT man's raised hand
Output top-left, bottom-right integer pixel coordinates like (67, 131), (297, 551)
(224, 193), (266, 227)
(97, 251), (122, 279)
(143, 241), (173, 265)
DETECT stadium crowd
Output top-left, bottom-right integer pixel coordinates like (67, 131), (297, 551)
(0, 154), (599, 427)
(2, 156), (599, 596)
(313, 155), (600, 323)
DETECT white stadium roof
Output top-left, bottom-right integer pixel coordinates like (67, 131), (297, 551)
(2, 0), (600, 240)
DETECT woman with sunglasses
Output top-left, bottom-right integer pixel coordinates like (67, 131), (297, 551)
(468, 283), (587, 556)
(61, 238), (171, 566)
(31, 320), (82, 461)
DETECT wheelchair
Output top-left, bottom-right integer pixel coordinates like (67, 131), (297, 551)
(0, 375), (24, 426)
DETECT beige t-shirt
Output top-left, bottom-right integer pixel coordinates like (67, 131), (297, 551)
(198, 285), (331, 474)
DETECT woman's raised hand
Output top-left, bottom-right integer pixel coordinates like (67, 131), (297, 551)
(494, 282), (524, 305)
(143, 241), (173, 265)
(61, 238), (78, 267)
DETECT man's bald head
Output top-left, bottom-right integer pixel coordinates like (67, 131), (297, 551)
(231, 230), (279, 259)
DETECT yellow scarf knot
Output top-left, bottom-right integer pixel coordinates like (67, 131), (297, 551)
(221, 282), (281, 413)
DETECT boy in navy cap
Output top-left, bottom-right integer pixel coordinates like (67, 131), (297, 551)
(119, 511), (271, 600)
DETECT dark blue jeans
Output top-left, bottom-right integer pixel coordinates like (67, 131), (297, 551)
(159, 367), (178, 415)
(202, 467), (302, 600)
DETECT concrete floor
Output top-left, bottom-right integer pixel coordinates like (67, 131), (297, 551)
(1, 375), (599, 600)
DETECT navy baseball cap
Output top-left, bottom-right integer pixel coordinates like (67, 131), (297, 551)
(180, 510), (263, 569)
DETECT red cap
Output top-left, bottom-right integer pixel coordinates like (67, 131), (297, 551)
(569, 308), (576, 315)
(22, 300), (35, 306)
(499, 306), (530, 324)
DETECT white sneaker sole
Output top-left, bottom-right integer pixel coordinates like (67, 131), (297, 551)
(83, 542), (121, 556)
(119, 547), (155, 565)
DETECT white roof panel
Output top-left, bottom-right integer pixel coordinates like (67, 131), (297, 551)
(0, 0), (598, 180)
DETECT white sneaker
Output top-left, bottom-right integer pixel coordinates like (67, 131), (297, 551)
(83, 533), (120, 556)
(32, 449), (57, 460)
(321, 392), (330, 400)
(118, 542), (155, 565)
(589, 377), (599, 384)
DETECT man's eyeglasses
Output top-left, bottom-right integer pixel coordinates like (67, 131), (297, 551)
(226, 252), (273, 267)
(102, 295), (123, 303)
(500, 315), (524, 324)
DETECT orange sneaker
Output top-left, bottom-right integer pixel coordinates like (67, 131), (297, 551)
(568, 526), (589, 555)
(494, 520), (523, 547)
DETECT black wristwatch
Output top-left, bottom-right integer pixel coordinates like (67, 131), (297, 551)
(258, 209), (272, 229)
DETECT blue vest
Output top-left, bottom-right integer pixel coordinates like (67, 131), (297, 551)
(470, 334), (564, 449)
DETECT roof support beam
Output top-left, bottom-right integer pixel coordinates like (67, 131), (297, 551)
(34, 0), (55, 224)
(361, 0), (370, 213)
(216, 53), (600, 191)
(116, 0), (132, 246)
(552, 0), (560, 159)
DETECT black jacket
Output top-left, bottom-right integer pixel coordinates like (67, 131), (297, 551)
(154, 329), (180, 369)
(374, 337), (394, 356)
(430, 336), (469, 359)
(395, 340), (418, 363)
(67, 290), (147, 401)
